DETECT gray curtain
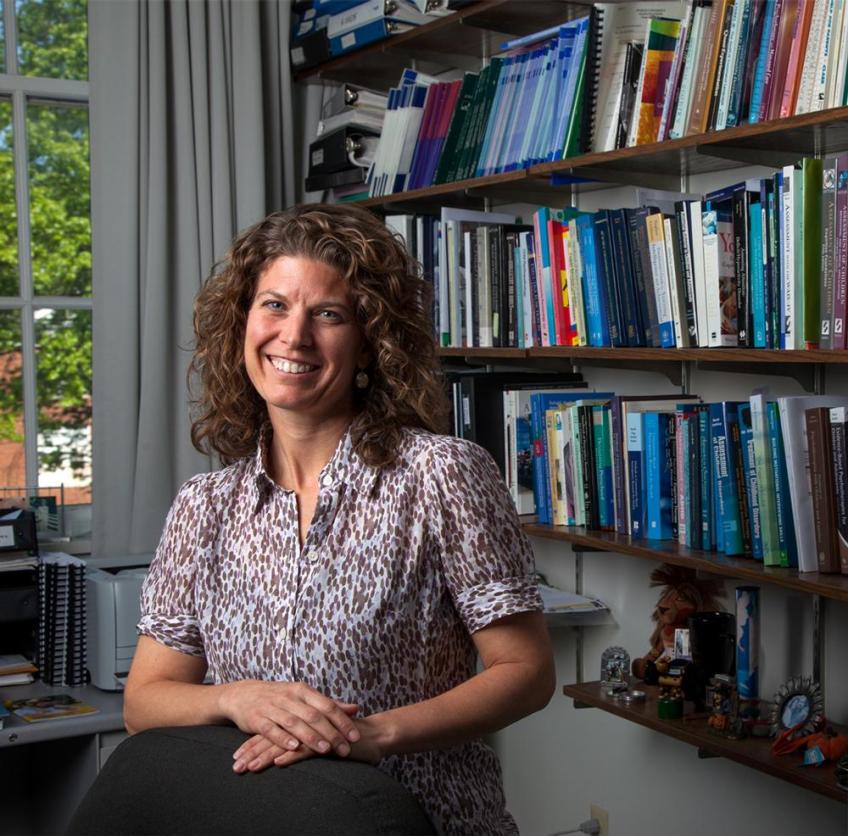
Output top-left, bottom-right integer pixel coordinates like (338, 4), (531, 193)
(89, 0), (297, 556)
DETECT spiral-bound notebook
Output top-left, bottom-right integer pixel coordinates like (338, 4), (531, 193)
(587, 1), (686, 154)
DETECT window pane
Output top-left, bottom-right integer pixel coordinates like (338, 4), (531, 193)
(16, 0), (88, 80)
(0, 98), (18, 296)
(0, 309), (24, 491)
(28, 100), (90, 296)
(35, 307), (90, 506)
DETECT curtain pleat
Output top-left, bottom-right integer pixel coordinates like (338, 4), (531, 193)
(90, 0), (298, 556)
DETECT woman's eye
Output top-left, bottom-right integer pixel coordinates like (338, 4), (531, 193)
(263, 300), (284, 311)
(317, 310), (342, 321)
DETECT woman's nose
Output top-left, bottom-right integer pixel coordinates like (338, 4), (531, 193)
(278, 311), (312, 348)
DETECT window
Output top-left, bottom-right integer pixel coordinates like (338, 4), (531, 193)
(0, 0), (90, 543)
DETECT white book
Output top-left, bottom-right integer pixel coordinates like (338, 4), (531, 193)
(478, 226), (494, 348)
(519, 231), (535, 347)
(777, 395), (848, 573)
(626, 19), (652, 148)
(795, 0), (830, 114)
(385, 214), (415, 249)
(688, 200), (709, 346)
(825, 0), (847, 108)
(670, 3), (707, 139)
(702, 208), (723, 347)
(591, 1), (686, 153)
(810, 0), (838, 112)
(663, 216), (689, 346)
(646, 213), (675, 346)
(781, 166), (800, 348)
(463, 229), (475, 347)
(715, 0), (747, 131)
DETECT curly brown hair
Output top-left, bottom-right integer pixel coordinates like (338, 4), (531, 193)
(189, 203), (450, 467)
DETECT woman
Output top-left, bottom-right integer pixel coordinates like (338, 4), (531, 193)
(124, 203), (555, 835)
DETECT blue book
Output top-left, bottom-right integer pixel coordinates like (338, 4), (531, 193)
(774, 170), (786, 349)
(726, 0), (755, 128)
(748, 0), (776, 124)
(576, 214), (610, 346)
(716, 402), (746, 555)
(767, 402), (798, 568)
(530, 391), (612, 523)
(738, 404), (763, 560)
(328, 16), (413, 56)
(627, 412), (646, 538)
(503, 47), (545, 172)
(592, 211), (624, 346)
(749, 201), (766, 347)
(520, 39), (558, 169)
(475, 57), (513, 178)
(550, 17), (589, 162)
(493, 51), (530, 175)
(699, 408), (714, 550)
(593, 405), (614, 530)
(645, 412), (673, 540)
(708, 404), (726, 553)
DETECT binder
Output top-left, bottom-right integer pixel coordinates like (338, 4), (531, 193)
(308, 126), (380, 176)
(328, 17), (414, 56)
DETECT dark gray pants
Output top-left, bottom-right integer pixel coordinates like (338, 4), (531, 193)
(67, 725), (436, 836)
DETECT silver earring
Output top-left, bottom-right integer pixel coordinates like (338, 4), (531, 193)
(355, 370), (369, 389)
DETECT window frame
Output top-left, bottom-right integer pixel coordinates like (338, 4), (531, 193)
(0, 0), (90, 504)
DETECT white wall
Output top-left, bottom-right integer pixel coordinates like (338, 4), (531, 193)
(491, 176), (848, 836)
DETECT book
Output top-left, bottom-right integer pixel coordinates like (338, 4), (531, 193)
(589, 1), (686, 153)
(629, 17), (682, 146)
(805, 406), (840, 572)
(686, 0), (731, 135)
(776, 394), (848, 572)
(5, 693), (99, 723)
(830, 406), (848, 573)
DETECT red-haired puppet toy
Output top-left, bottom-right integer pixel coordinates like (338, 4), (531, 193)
(632, 564), (724, 680)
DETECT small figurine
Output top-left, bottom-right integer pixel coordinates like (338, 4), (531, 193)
(600, 646), (631, 695)
(632, 564), (724, 680)
(706, 673), (744, 738)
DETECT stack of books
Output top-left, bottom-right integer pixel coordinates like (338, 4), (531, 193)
(509, 386), (848, 576)
(37, 553), (87, 687)
(307, 84), (387, 200)
(291, 0), (448, 70)
(387, 156), (848, 352)
(0, 654), (38, 687)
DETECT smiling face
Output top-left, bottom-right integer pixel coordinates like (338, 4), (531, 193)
(243, 255), (369, 427)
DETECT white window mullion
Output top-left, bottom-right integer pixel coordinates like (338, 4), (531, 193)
(3, 0), (15, 76)
(13, 84), (38, 493)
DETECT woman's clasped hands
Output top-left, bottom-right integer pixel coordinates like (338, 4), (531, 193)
(221, 680), (380, 773)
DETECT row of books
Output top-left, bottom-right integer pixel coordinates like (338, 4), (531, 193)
(388, 156), (848, 350)
(358, 1), (848, 197)
(290, 0), (454, 71)
(592, 0), (848, 153)
(513, 387), (848, 575)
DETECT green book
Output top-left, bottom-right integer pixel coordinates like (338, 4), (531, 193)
(749, 392), (780, 566)
(802, 157), (823, 348)
(452, 63), (491, 182)
(562, 35), (588, 159)
(433, 71), (478, 185)
(459, 57), (503, 181)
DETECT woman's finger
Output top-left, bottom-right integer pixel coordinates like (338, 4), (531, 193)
(234, 732), (297, 763)
(273, 746), (316, 768)
(301, 692), (362, 743)
(263, 705), (353, 757)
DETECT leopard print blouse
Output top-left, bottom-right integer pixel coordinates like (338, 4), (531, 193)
(139, 427), (542, 835)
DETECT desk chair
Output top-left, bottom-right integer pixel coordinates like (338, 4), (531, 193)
(67, 725), (436, 835)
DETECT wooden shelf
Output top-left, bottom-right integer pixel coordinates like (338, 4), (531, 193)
(438, 347), (848, 363)
(294, 0), (591, 88)
(563, 682), (847, 804)
(523, 524), (848, 603)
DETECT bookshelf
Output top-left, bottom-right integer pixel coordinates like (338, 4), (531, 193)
(296, 0), (848, 812)
(562, 681), (847, 804)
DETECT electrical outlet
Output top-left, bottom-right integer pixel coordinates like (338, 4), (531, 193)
(590, 804), (609, 836)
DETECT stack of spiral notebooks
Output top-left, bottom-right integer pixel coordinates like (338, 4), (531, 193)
(37, 553), (87, 687)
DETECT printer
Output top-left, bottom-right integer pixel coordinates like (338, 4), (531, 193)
(86, 566), (147, 691)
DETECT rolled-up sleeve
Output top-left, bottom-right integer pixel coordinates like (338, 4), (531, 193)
(137, 477), (210, 657)
(426, 438), (542, 633)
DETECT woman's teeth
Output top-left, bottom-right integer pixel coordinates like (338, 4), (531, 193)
(271, 358), (315, 374)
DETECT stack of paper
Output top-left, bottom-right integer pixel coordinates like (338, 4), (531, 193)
(37, 552), (87, 687)
(0, 654), (38, 686)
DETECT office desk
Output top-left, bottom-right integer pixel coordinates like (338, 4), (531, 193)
(1, 682), (125, 836)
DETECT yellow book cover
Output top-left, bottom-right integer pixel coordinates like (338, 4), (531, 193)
(634, 18), (683, 145)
